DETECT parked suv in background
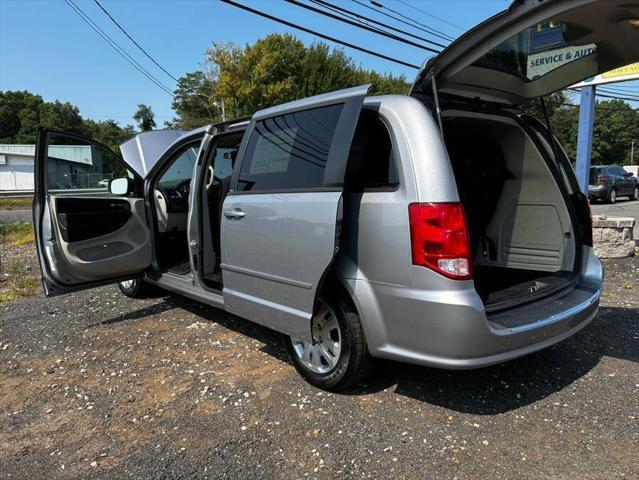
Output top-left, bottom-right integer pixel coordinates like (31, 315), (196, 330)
(588, 165), (639, 203)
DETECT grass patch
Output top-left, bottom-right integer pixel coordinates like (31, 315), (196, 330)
(0, 290), (19, 303)
(0, 222), (34, 245)
(0, 197), (32, 210)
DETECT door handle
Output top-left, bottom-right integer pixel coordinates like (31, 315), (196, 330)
(224, 209), (246, 219)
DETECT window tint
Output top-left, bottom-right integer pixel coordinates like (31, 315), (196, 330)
(158, 142), (200, 189)
(46, 132), (135, 196)
(237, 104), (343, 192)
(475, 21), (597, 82)
(345, 111), (398, 189)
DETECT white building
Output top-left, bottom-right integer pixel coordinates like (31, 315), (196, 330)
(0, 145), (36, 191)
(0, 144), (100, 191)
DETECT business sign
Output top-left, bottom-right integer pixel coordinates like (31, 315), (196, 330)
(527, 44), (597, 80)
(572, 62), (639, 88)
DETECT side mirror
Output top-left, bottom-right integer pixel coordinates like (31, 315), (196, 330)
(628, 172), (634, 177)
(109, 177), (130, 195)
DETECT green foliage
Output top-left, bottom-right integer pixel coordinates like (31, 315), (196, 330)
(171, 71), (217, 130)
(591, 99), (639, 164)
(526, 94), (639, 165)
(0, 90), (137, 150)
(170, 33), (410, 128)
(133, 104), (156, 132)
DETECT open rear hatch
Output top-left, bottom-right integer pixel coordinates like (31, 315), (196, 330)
(411, 0), (639, 106)
(411, 0), (639, 313)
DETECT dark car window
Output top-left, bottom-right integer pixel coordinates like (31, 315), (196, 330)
(237, 104), (343, 192)
(345, 111), (398, 190)
(589, 167), (601, 184)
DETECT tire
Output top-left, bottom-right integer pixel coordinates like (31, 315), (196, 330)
(118, 278), (162, 299)
(284, 290), (372, 391)
(633, 186), (639, 201)
(607, 187), (617, 204)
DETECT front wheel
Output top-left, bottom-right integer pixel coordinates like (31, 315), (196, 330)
(633, 186), (639, 201)
(608, 187), (617, 204)
(284, 293), (372, 391)
(118, 278), (162, 298)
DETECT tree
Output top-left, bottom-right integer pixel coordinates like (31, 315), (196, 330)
(0, 91), (44, 143)
(169, 33), (410, 128)
(171, 71), (217, 130)
(0, 90), (140, 148)
(133, 104), (156, 131)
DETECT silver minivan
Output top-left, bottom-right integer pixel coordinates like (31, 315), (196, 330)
(33, 0), (638, 390)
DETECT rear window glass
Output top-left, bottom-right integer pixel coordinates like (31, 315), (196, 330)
(474, 21), (597, 81)
(345, 111), (398, 189)
(237, 104), (343, 192)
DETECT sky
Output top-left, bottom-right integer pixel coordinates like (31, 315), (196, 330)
(1, 0), (637, 128)
(0, 0), (509, 126)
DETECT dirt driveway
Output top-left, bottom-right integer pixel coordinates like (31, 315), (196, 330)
(1, 257), (638, 479)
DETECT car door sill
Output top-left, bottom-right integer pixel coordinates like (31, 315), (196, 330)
(150, 274), (225, 308)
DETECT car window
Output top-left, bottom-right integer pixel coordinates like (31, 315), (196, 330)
(237, 104), (343, 192)
(213, 147), (237, 180)
(46, 132), (136, 196)
(345, 111), (398, 190)
(474, 21), (597, 82)
(158, 142), (201, 189)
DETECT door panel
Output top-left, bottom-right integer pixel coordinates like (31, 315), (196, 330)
(54, 197), (132, 242)
(221, 85), (369, 341)
(221, 192), (342, 338)
(34, 129), (152, 296)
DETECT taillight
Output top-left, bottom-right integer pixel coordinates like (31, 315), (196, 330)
(408, 202), (472, 280)
(597, 175), (610, 184)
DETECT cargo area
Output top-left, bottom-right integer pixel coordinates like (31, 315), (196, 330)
(443, 111), (579, 309)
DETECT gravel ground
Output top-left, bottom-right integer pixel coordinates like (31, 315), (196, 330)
(0, 253), (637, 479)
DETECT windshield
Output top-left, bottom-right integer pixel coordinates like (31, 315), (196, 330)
(474, 21), (597, 81)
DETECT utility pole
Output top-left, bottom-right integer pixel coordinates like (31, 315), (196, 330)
(576, 86), (597, 193)
(214, 99), (226, 122)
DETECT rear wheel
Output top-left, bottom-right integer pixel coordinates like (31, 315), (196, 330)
(608, 187), (617, 204)
(284, 292), (372, 391)
(118, 278), (162, 298)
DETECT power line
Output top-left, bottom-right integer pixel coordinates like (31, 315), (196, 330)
(284, 0), (440, 54)
(310, 0), (446, 49)
(354, 0), (455, 43)
(219, 0), (421, 69)
(596, 90), (639, 102)
(396, 0), (465, 32)
(64, 0), (174, 96)
(93, 0), (179, 82)
(598, 85), (639, 96)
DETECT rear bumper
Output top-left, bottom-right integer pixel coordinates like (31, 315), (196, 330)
(348, 247), (603, 369)
(588, 184), (609, 199)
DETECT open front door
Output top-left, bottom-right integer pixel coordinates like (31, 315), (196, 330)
(221, 85), (369, 341)
(33, 128), (152, 296)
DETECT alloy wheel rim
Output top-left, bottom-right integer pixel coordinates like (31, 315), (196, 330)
(611, 190), (616, 202)
(634, 187), (638, 200)
(120, 279), (135, 289)
(292, 300), (342, 374)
